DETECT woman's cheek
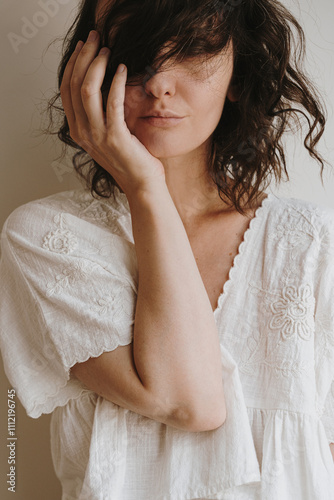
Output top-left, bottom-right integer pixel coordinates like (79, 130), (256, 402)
(124, 86), (146, 118)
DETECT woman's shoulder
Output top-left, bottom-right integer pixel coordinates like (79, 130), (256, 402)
(1, 186), (137, 291)
(267, 191), (334, 216)
(2, 186), (133, 244)
(265, 192), (334, 238)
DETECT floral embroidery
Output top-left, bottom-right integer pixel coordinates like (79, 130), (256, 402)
(267, 207), (321, 250)
(42, 214), (78, 254)
(46, 260), (94, 297)
(75, 445), (125, 499)
(73, 198), (130, 240)
(270, 284), (315, 341)
(43, 229), (77, 254)
(279, 260), (302, 288)
(239, 358), (313, 379)
(91, 294), (121, 316)
(79, 202), (119, 226)
(240, 280), (315, 380)
(91, 286), (134, 320)
(271, 359), (313, 378)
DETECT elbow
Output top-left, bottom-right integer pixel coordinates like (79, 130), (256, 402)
(189, 406), (226, 432)
(169, 401), (226, 433)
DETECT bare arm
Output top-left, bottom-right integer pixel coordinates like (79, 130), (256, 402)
(72, 181), (225, 432)
(330, 443), (334, 461)
(128, 181), (225, 429)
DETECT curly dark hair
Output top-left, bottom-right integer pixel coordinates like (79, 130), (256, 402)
(46, 0), (329, 215)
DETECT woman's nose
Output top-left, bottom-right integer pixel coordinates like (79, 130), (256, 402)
(143, 67), (177, 98)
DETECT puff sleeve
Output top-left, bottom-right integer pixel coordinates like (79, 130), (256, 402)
(0, 197), (138, 419)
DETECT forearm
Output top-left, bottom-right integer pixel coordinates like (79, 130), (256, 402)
(127, 181), (225, 429)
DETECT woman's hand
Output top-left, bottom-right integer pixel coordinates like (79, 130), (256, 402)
(60, 30), (166, 197)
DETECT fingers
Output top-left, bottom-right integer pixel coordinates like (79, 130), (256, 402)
(81, 47), (111, 131)
(60, 40), (84, 128)
(106, 63), (128, 133)
(60, 28), (128, 151)
(70, 31), (101, 127)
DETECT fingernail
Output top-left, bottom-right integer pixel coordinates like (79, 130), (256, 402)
(100, 47), (109, 55)
(117, 64), (125, 73)
(75, 40), (84, 52)
(88, 30), (98, 42)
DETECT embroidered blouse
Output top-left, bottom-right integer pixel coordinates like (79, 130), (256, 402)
(0, 186), (333, 500)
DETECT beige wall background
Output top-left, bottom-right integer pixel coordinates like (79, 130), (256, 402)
(0, 0), (333, 498)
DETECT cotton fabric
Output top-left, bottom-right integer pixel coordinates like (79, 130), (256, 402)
(0, 186), (333, 500)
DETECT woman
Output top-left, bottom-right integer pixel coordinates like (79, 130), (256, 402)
(0, 0), (333, 498)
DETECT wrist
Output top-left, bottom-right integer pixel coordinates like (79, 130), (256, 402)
(125, 176), (169, 210)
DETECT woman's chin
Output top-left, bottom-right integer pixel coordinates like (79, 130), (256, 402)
(130, 128), (199, 160)
(140, 141), (186, 160)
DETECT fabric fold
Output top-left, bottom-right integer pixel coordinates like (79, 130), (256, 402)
(248, 407), (334, 500)
(53, 348), (262, 500)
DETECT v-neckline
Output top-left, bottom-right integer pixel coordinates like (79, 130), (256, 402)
(212, 192), (273, 318)
(113, 184), (274, 317)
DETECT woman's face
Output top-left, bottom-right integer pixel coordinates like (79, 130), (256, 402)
(123, 45), (236, 160)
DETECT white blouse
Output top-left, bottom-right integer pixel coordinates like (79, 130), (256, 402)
(0, 186), (333, 500)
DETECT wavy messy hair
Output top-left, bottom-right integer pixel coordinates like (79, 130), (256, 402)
(47, 0), (328, 214)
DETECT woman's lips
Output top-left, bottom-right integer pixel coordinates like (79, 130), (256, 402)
(140, 116), (185, 127)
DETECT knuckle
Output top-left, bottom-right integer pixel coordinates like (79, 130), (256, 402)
(81, 83), (96, 99)
(109, 97), (123, 109)
(70, 76), (82, 90)
(68, 126), (88, 147)
(91, 128), (103, 144)
(79, 45), (90, 57)
(69, 124), (104, 151)
(105, 133), (118, 149)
